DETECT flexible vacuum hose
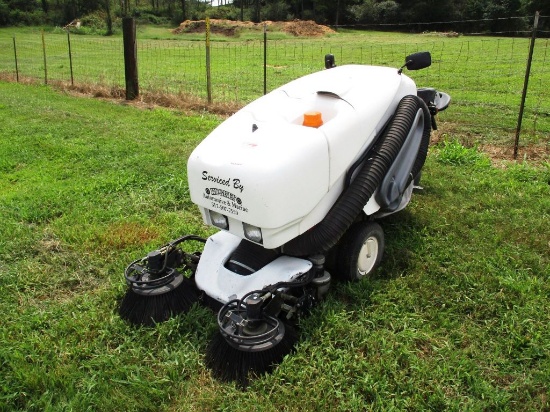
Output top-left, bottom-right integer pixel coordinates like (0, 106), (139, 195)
(283, 95), (431, 257)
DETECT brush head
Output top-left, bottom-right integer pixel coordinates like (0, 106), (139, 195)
(119, 239), (204, 326)
(118, 275), (199, 326)
(205, 322), (298, 387)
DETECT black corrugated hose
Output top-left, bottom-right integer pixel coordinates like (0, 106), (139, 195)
(283, 95), (431, 257)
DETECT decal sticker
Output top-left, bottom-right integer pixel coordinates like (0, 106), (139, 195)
(204, 188), (248, 216)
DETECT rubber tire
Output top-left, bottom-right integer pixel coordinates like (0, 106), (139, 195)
(336, 221), (384, 282)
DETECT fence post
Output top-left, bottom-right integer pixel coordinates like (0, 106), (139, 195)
(13, 37), (19, 82)
(514, 11), (539, 159)
(206, 17), (212, 104)
(67, 30), (74, 86)
(263, 23), (267, 95)
(41, 30), (47, 85)
(122, 17), (139, 100)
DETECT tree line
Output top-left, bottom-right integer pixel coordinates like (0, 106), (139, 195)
(0, 0), (546, 33)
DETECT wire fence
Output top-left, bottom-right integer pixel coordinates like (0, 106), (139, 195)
(0, 15), (549, 154)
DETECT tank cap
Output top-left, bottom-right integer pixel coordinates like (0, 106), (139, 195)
(303, 111), (323, 128)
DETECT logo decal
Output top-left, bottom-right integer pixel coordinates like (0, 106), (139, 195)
(204, 188), (248, 215)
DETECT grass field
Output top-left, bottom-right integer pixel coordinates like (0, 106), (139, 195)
(0, 25), (549, 153)
(1, 80), (549, 411)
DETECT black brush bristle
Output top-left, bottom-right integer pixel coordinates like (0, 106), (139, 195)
(205, 323), (298, 387)
(118, 277), (198, 326)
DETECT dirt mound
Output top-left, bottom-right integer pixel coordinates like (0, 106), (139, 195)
(172, 19), (335, 37)
(173, 19), (238, 36)
(280, 20), (334, 36)
(422, 31), (461, 38)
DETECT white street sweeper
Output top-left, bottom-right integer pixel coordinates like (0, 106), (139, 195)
(118, 51), (451, 385)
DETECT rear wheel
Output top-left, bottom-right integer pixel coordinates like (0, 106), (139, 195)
(336, 221), (384, 281)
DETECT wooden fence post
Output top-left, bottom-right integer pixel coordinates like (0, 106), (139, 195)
(206, 17), (212, 104)
(263, 23), (267, 95)
(122, 17), (139, 100)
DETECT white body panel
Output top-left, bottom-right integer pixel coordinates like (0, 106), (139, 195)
(194, 231), (312, 303)
(188, 65), (417, 248)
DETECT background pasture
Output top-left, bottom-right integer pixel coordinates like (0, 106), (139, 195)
(0, 26), (549, 156)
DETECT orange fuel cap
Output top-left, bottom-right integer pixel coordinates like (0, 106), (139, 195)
(303, 111), (323, 128)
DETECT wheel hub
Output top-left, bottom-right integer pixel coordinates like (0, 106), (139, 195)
(357, 236), (378, 277)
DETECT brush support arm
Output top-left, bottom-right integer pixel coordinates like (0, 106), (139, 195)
(417, 88), (451, 130)
(124, 235), (206, 295)
(215, 266), (319, 352)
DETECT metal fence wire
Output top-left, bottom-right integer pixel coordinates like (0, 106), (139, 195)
(0, 15), (548, 154)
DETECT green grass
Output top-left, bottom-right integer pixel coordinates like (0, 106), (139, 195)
(0, 25), (549, 149)
(1, 81), (549, 411)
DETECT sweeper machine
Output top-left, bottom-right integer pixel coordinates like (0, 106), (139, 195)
(118, 51), (450, 385)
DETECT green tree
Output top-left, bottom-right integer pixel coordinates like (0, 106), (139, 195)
(103, 0), (113, 34)
(262, 0), (292, 21)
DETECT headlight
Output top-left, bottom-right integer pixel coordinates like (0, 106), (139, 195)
(243, 223), (262, 244)
(209, 210), (229, 230)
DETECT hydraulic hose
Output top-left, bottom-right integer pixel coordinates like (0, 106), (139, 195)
(283, 95), (430, 257)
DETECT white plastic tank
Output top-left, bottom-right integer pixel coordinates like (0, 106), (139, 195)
(187, 65), (417, 248)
